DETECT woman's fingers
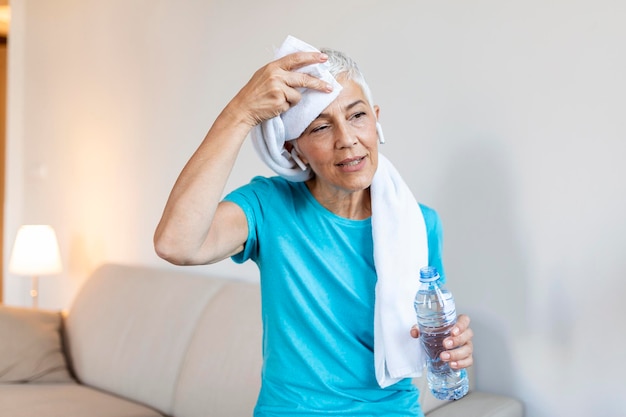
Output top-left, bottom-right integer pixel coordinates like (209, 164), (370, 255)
(444, 325), (474, 351)
(441, 341), (474, 369)
(277, 52), (334, 93)
(230, 52), (335, 127)
(440, 314), (473, 369)
(443, 314), (472, 349)
(411, 314), (473, 370)
(279, 51), (324, 70)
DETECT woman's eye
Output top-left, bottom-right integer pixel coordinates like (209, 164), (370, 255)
(352, 111), (366, 120)
(311, 125), (329, 133)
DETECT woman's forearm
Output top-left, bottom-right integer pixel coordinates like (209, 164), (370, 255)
(153, 106), (251, 265)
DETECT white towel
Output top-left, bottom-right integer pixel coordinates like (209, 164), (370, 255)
(251, 35), (429, 388)
(371, 154), (428, 388)
(251, 35), (343, 182)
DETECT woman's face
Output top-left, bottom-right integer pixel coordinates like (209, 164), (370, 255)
(293, 77), (380, 197)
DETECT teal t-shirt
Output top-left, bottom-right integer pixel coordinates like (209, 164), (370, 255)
(224, 176), (446, 417)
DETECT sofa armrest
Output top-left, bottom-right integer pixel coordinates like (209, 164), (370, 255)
(426, 391), (524, 417)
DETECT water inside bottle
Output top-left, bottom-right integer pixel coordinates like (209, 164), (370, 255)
(419, 324), (454, 374)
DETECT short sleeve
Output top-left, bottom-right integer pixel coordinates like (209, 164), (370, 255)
(222, 177), (267, 263)
(419, 203), (446, 284)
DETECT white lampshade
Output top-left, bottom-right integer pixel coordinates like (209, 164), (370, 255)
(9, 225), (63, 276)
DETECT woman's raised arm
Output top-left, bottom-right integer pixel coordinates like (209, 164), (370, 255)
(154, 51), (334, 265)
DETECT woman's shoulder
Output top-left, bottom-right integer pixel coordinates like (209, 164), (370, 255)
(249, 175), (290, 187)
(418, 202), (441, 224)
(418, 202), (444, 240)
(225, 175), (297, 203)
(243, 175), (296, 195)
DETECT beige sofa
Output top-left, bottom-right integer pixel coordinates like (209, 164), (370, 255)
(0, 263), (523, 417)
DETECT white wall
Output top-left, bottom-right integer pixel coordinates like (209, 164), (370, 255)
(4, 1), (626, 416)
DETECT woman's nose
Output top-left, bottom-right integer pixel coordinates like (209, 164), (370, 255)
(334, 122), (357, 148)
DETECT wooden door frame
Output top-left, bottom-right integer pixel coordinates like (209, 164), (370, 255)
(0, 37), (6, 303)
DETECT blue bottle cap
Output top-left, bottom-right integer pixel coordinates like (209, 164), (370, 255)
(419, 266), (440, 282)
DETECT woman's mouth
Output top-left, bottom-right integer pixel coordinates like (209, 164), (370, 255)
(336, 156), (366, 171)
(337, 156), (365, 167)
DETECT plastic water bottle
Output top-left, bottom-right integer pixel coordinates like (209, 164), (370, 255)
(414, 266), (469, 400)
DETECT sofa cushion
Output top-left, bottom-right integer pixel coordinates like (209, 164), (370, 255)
(0, 384), (164, 417)
(425, 391), (524, 417)
(172, 281), (263, 417)
(0, 305), (74, 383)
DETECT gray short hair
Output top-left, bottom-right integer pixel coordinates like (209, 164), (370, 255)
(320, 48), (374, 107)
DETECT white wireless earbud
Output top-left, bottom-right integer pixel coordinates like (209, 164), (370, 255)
(376, 122), (385, 144)
(290, 148), (308, 171)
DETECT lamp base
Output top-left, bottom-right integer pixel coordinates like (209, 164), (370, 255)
(30, 275), (39, 309)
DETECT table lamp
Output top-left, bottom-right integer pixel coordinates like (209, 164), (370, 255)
(8, 225), (63, 308)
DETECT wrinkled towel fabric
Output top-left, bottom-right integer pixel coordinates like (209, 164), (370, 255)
(250, 35), (428, 388)
(251, 35), (343, 182)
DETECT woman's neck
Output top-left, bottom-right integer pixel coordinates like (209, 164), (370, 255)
(305, 179), (372, 220)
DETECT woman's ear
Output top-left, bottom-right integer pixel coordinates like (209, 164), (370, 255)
(373, 105), (384, 144)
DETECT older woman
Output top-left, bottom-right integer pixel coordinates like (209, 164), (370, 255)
(155, 36), (473, 417)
